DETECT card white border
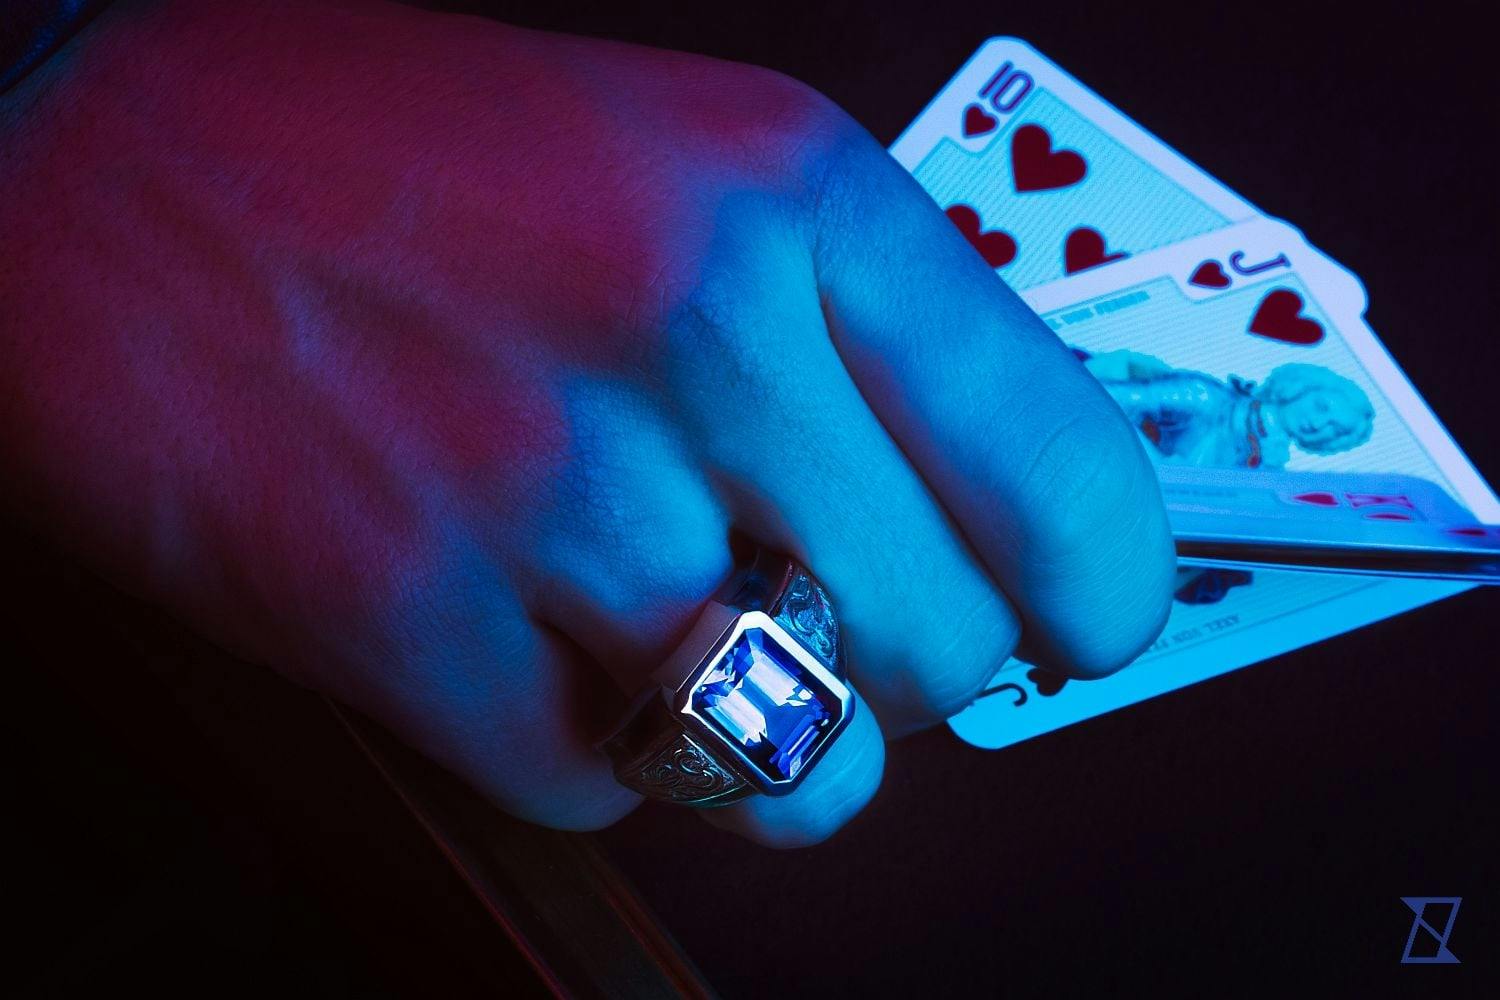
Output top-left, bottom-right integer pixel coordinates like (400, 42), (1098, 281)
(889, 38), (1260, 224)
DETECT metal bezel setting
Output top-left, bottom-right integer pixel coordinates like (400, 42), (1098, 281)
(669, 610), (853, 796)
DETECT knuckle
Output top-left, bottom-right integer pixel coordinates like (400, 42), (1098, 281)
(667, 275), (785, 412)
(1015, 407), (1145, 566)
(906, 671), (990, 726)
(731, 67), (850, 172)
(1072, 540), (1176, 678)
(524, 391), (731, 661)
(989, 396), (1176, 680)
(851, 584), (1018, 728)
(711, 66), (867, 220)
(908, 591), (1020, 721)
(673, 268), (747, 351)
(1028, 474), (1176, 679)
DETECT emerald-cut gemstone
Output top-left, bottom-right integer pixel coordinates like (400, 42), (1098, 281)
(690, 626), (836, 783)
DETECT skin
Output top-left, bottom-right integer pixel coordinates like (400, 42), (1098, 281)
(0, 0), (1175, 847)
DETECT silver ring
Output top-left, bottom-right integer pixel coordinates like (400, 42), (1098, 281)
(599, 547), (853, 807)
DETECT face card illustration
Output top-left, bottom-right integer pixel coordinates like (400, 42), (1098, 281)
(946, 218), (1499, 751)
(1025, 218), (1497, 517)
(890, 38), (1260, 291)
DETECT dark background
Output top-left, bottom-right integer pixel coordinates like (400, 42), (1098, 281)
(13, 1), (1497, 996)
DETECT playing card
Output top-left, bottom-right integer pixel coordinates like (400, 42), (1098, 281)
(890, 37), (1258, 291)
(943, 218), (1499, 750)
(1155, 465), (1500, 585)
(1027, 219), (1497, 516)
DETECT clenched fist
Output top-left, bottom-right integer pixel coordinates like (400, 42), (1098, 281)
(0, 0), (1174, 847)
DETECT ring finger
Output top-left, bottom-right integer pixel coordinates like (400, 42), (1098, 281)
(520, 380), (886, 845)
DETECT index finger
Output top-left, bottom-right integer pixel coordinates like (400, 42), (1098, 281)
(807, 127), (1175, 678)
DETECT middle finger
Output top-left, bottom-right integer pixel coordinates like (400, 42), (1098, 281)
(666, 245), (1021, 736)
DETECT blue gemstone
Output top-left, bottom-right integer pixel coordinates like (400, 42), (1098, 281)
(691, 627), (834, 782)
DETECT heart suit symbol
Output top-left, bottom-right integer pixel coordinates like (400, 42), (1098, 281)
(1189, 260), (1231, 288)
(962, 103), (998, 138)
(945, 204), (1017, 268)
(1011, 124), (1087, 192)
(1063, 227), (1127, 275)
(1026, 667), (1068, 697)
(1248, 289), (1324, 345)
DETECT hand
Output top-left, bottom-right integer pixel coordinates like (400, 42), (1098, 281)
(0, 0), (1175, 846)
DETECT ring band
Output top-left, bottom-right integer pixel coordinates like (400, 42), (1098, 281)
(599, 547), (853, 807)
